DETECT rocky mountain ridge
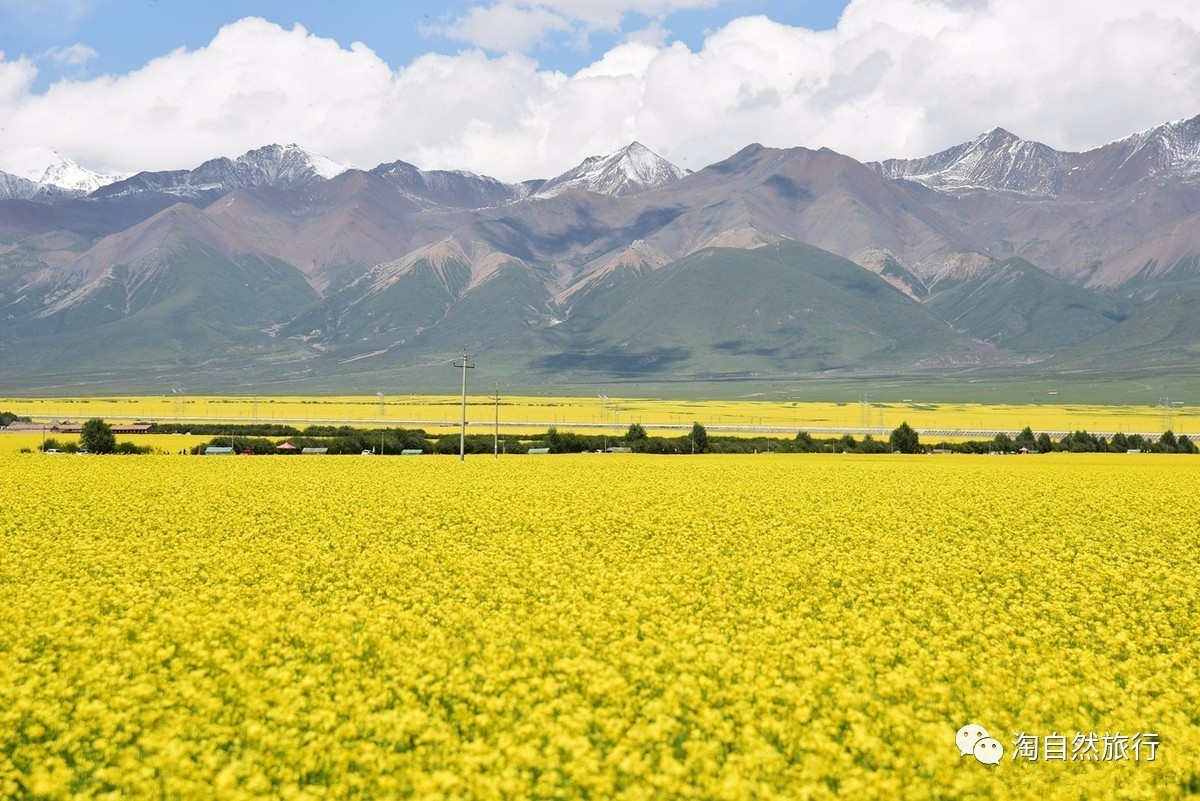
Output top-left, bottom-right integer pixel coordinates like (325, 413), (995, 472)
(3, 116), (1200, 389)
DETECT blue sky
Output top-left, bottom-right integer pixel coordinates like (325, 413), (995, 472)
(1, 1), (852, 91)
(0, 1), (1197, 182)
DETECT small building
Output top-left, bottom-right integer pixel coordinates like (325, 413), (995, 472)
(111, 424), (153, 434)
(301, 447), (328, 455)
(2, 421), (48, 433)
(204, 446), (234, 455)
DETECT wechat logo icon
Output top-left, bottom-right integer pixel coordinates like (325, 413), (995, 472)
(957, 723), (1003, 765)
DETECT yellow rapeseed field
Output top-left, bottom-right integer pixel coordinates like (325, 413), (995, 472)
(1, 394), (1192, 437)
(1, 453), (1197, 799)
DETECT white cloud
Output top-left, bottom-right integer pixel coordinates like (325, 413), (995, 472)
(433, 0), (724, 51)
(0, 52), (37, 104)
(0, 0), (105, 37)
(430, 3), (573, 53)
(1, 3), (1199, 182)
(43, 43), (97, 68)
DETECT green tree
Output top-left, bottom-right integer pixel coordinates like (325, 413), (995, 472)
(81, 418), (116, 454)
(794, 431), (816, 452)
(1036, 432), (1054, 453)
(690, 422), (708, 453)
(1159, 430), (1179, 452)
(1015, 426), (1036, 449)
(0, 411), (31, 427)
(1177, 434), (1197, 454)
(889, 421), (920, 454)
(625, 423), (648, 441)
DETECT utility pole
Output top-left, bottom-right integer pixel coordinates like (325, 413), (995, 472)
(493, 384), (500, 460)
(453, 351), (474, 461)
(598, 394), (608, 452)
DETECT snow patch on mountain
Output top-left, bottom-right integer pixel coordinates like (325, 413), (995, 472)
(870, 129), (1067, 197)
(371, 161), (532, 210)
(0, 170), (44, 201)
(94, 143), (349, 199)
(535, 142), (687, 199)
(1101, 115), (1200, 179)
(0, 146), (126, 195)
(238, 144), (349, 185)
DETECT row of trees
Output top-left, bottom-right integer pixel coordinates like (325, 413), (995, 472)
(33, 417), (1199, 456)
(932, 427), (1197, 454)
(539, 422), (924, 454)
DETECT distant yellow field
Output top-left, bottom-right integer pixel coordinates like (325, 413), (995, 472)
(0, 395), (1191, 437)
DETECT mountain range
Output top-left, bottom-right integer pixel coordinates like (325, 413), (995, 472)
(4, 116), (1200, 392)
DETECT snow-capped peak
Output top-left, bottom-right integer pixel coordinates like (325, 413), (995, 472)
(1103, 114), (1200, 178)
(870, 128), (1066, 196)
(234, 143), (350, 184)
(535, 142), (687, 199)
(0, 146), (126, 193)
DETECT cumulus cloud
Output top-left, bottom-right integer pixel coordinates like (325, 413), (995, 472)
(430, 4), (573, 53)
(1, 2), (1199, 182)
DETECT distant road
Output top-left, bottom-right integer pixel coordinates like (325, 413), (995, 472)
(4, 413), (1168, 441)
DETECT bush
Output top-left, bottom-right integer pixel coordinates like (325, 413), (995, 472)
(546, 427), (597, 453)
(631, 437), (685, 454)
(434, 435), (460, 455)
(690, 422), (708, 453)
(859, 434), (888, 454)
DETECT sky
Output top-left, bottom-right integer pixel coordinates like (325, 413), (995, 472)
(1, 0), (1199, 182)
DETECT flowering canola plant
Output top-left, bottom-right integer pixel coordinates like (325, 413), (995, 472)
(1, 453), (1197, 799)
